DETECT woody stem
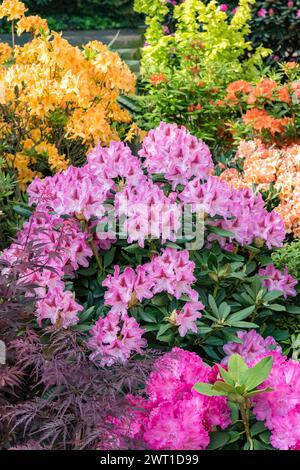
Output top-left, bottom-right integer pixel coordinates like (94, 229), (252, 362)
(11, 21), (15, 49)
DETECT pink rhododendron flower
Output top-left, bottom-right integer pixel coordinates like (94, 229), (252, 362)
(139, 122), (213, 189)
(175, 301), (204, 336)
(222, 330), (281, 364)
(149, 247), (197, 299)
(224, 331), (300, 450)
(36, 284), (84, 327)
(103, 266), (137, 313)
(101, 248), (200, 317)
(257, 8), (267, 17)
(259, 264), (298, 298)
(252, 352), (300, 450)
(88, 310), (147, 366)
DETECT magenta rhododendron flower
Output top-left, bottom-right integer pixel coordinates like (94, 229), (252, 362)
(101, 348), (231, 450)
(223, 331), (300, 450)
(259, 264), (298, 298)
(219, 4), (228, 12)
(252, 352), (300, 450)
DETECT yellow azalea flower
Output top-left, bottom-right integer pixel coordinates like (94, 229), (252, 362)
(0, 0), (27, 21)
(17, 15), (49, 36)
(0, 42), (12, 64)
(0, 16), (135, 190)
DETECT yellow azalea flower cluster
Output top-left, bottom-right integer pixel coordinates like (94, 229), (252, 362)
(0, 1), (136, 189)
(220, 140), (300, 237)
(0, 0), (27, 21)
(17, 15), (49, 36)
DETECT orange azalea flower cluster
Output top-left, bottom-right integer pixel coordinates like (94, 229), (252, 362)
(0, 1), (136, 189)
(220, 140), (300, 237)
(225, 72), (300, 142)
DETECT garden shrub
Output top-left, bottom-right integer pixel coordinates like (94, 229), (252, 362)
(0, 0), (139, 31)
(206, 0), (300, 61)
(134, 1), (299, 148)
(0, 1), (136, 192)
(134, 0), (272, 143)
(2, 121), (300, 450)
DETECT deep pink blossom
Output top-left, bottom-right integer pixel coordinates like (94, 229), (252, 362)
(102, 348), (231, 450)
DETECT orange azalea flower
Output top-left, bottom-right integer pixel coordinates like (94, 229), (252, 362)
(247, 78), (277, 104)
(149, 73), (168, 86)
(285, 61), (298, 70)
(242, 108), (291, 136)
(225, 80), (252, 102)
(277, 85), (291, 104)
(0, 42), (11, 64)
(231, 140), (300, 236)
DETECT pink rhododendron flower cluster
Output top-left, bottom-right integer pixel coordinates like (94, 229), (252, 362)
(223, 330), (300, 450)
(179, 176), (285, 249)
(1, 210), (91, 327)
(87, 310), (147, 366)
(253, 352), (300, 450)
(140, 122), (214, 189)
(100, 348), (231, 450)
(258, 263), (298, 298)
(36, 282), (84, 327)
(89, 247), (204, 364)
(222, 329), (281, 364)
(103, 247), (199, 313)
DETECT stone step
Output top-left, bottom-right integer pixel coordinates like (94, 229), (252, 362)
(124, 59), (140, 74)
(114, 48), (140, 61)
(0, 28), (144, 49)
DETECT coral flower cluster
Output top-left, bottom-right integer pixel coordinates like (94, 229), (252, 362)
(220, 139), (300, 237)
(225, 76), (299, 142)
